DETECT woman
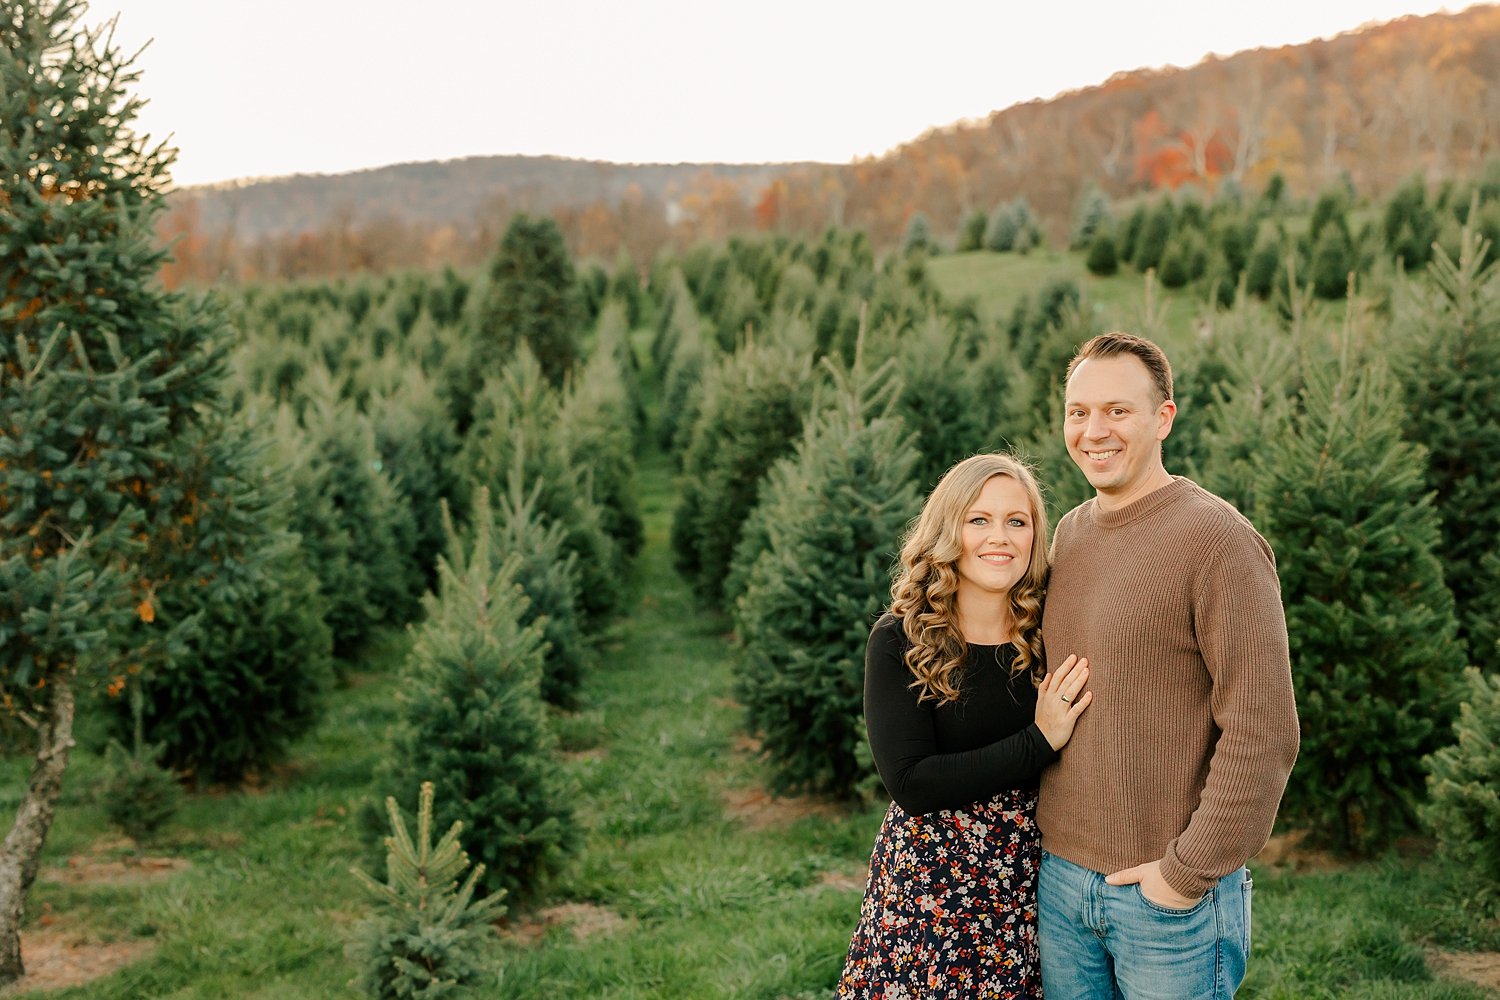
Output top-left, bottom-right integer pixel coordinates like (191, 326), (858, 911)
(838, 453), (1092, 999)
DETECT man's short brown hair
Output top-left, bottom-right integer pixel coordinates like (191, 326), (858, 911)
(1066, 332), (1174, 405)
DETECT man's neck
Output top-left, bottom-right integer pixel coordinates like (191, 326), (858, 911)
(1095, 468), (1175, 512)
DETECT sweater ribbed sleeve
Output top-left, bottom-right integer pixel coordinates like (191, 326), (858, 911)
(1037, 478), (1300, 897)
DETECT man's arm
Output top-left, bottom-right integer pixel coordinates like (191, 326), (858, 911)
(1112, 523), (1300, 900)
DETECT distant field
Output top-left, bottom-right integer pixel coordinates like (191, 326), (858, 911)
(927, 248), (1213, 350)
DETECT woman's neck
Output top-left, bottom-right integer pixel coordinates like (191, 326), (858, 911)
(955, 592), (1015, 645)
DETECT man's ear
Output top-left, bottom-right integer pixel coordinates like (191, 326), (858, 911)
(1156, 399), (1177, 441)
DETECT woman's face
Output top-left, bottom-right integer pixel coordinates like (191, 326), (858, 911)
(954, 474), (1035, 601)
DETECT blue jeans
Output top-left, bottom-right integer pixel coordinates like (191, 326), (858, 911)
(1038, 851), (1252, 999)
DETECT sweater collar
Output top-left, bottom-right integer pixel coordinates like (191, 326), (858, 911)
(1087, 476), (1195, 529)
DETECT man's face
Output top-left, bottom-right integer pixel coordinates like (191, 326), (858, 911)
(1063, 355), (1175, 503)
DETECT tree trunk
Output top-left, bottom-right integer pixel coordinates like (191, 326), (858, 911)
(0, 676), (75, 987)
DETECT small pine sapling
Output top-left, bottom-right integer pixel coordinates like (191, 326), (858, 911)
(1422, 665), (1500, 916)
(350, 782), (506, 999)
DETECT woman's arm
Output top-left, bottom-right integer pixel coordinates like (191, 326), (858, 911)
(863, 617), (1059, 816)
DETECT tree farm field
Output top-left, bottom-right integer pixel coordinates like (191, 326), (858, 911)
(4, 247), (1500, 999)
(0, 314), (1496, 999)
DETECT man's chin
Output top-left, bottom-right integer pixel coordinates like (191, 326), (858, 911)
(1075, 468), (1116, 491)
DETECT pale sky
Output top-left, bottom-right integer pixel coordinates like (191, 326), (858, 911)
(101, 0), (1464, 189)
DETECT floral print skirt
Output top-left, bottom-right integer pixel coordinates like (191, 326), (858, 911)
(837, 787), (1042, 999)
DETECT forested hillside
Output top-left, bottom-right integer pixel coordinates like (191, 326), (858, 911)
(160, 4), (1500, 284)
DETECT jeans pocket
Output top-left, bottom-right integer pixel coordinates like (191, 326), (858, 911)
(1134, 883), (1213, 916)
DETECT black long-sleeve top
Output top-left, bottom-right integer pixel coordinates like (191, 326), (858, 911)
(864, 612), (1058, 816)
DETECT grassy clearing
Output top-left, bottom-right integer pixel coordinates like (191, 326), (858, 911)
(926, 247), (1283, 353)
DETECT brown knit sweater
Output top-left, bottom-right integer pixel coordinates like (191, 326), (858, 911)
(1037, 477), (1299, 897)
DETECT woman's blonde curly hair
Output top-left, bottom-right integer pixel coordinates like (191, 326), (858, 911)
(889, 453), (1049, 705)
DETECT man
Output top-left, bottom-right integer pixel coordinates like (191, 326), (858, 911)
(1036, 332), (1299, 999)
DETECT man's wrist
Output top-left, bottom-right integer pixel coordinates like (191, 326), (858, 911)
(1158, 853), (1212, 899)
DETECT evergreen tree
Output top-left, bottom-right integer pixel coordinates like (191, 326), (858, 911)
(648, 266), (689, 373)
(1117, 202), (1148, 265)
(1131, 199), (1175, 273)
(1383, 176), (1439, 272)
(99, 737), (181, 856)
(1176, 191), (1208, 232)
(107, 419), (334, 783)
(734, 357), (923, 797)
(671, 338), (817, 607)
(1310, 225), (1354, 299)
(884, 316), (992, 494)
(457, 349), (621, 623)
(1191, 312), (1298, 513)
(1421, 666), (1500, 916)
(591, 298), (649, 438)
(1244, 231), (1283, 299)
(558, 321), (644, 558)
(471, 213), (583, 390)
(424, 265), (470, 327)
(901, 212), (935, 254)
(1260, 173), (1287, 214)
(1309, 185), (1352, 244)
(712, 270), (763, 352)
(578, 261), (609, 323)
(771, 261), (819, 318)
(1085, 226), (1119, 276)
(1201, 250), (1237, 309)
(374, 508), (575, 901)
(368, 370), (462, 591)
(607, 247), (644, 328)
(474, 480), (588, 709)
(270, 402), (371, 660)
(1213, 215), (1258, 277)
(1007, 278), (1085, 387)
(1474, 199), (1500, 258)
(1389, 225), (1500, 664)
(957, 209), (988, 252)
(979, 198), (1042, 254)
(1157, 228), (1207, 289)
(300, 386), (423, 633)
(350, 782), (506, 999)
(0, 3), (230, 980)
(655, 272), (714, 458)
(1071, 184), (1113, 250)
(1253, 344), (1464, 853)
(984, 201), (1021, 252)
(1213, 177), (1245, 213)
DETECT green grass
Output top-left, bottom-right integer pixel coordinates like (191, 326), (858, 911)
(926, 246), (1303, 356)
(4, 310), (1498, 998)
